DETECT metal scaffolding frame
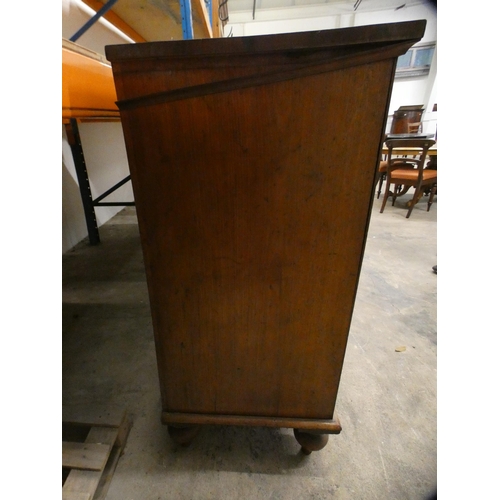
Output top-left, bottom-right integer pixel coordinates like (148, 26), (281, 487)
(65, 0), (218, 244)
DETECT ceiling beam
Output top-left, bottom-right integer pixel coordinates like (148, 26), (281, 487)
(211, 0), (221, 37)
(192, 0), (213, 37)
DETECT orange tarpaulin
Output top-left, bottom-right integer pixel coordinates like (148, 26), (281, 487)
(62, 39), (119, 121)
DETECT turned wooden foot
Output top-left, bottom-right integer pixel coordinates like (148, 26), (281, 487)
(167, 424), (200, 447)
(293, 429), (329, 455)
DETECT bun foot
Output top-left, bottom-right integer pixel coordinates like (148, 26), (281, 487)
(167, 424), (200, 447)
(293, 428), (329, 454)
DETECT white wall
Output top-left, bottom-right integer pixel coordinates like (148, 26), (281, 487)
(356, 3), (437, 135)
(62, 122), (134, 252)
(62, 0), (134, 253)
(226, 2), (437, 134)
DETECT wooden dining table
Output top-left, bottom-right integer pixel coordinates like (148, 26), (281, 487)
(381, 143), (437, 169)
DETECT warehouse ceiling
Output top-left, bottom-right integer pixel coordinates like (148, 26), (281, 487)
(228, 0), (428, 15)
(81, 0), (432, 42)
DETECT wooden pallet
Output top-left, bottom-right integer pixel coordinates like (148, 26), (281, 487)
(62, 406), (131, 500)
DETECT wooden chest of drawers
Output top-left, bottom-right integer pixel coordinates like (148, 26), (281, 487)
(106, 20), (425, 453)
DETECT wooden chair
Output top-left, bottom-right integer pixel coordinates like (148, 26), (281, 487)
(380, 138), (437, 218)
(375, 133), (390, 199)
(376, 159), (388, 199)
(376, 156), (421, 200)
(375, 133), (416, 199)
(408, 121), (422, 134)
(376, 149), (421, 199)
(375, 140), (408, 199)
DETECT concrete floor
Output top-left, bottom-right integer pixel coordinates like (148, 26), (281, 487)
(62, 188), (437, 500)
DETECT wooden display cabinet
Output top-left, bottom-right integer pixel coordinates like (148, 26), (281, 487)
(390, 104), (425, 134)
(106, 20), (425, 454)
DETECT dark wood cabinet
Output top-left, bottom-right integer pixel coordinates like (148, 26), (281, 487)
(106, 20), (425, 453)
(390, 104), (425, 134)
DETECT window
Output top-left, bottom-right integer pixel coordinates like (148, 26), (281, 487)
(395, 43), (435, 78)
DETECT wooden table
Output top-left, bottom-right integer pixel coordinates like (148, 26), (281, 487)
(381, 145), (437, 156)
(381, 144), (437, 168)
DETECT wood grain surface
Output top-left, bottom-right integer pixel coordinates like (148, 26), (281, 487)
(107, 22), (425, 425)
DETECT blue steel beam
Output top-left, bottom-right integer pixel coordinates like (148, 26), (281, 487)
(180, 0), (194, 39)
(70, 0), (120, 42)
(205, 0), (212, 26)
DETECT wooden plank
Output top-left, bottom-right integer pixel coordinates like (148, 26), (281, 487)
(86, 426), (119, 446)
(62, 420), (125, 499)
(62, 442), (111, 471)
(62, 405), (126, 428)
(62, 469), (101, 499)
(162, 411), (342, 434)
(62, 492), (92, 500)
(192, 0), (213, 38)
(211, 0), (221, 38)
(113, 413), (132, 448)
(88, 424), (130, 500)
(92, 445), (123, 500)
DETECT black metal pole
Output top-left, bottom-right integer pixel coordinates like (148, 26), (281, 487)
(93, 175), (132, 205)
(65, 119), (100, 245)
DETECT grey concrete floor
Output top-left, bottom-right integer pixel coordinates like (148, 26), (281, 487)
(62, 187), (437, 500)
